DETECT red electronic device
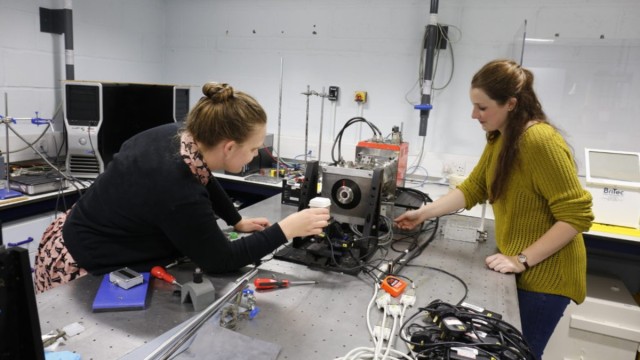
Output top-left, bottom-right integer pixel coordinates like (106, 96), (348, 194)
(356, 140), (409, 187)
(381, 275), (407, 297)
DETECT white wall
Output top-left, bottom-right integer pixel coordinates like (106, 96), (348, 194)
(161, 0), (640, 177)
(0, 0), (167, 162)
(1, 0), (639, 176)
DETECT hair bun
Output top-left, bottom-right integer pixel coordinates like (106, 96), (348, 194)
(202, 82), (234, 103)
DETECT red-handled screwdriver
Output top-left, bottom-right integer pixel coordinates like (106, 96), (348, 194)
(151, 266), (182, 287)
(253, 278), (318, 290)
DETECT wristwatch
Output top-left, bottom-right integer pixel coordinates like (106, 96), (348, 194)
(517, 253), (530, 270)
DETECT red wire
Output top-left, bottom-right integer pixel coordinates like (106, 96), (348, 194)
(261, 146), (288, 168)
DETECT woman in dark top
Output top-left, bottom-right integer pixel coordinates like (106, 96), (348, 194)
(34, 82), (329, 292)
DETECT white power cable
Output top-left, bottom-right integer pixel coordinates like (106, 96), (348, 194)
(373, 306), (388, 359)
(338, 287), (417, 360)
(381, 314), (398, 360)
(366, 284), (380, 342)
(335, 346), (414, 360)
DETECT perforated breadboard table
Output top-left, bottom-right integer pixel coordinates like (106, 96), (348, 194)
(181, 195), (517, 359)
(36, 195), (518, 359)
(236, 216), (518, 359)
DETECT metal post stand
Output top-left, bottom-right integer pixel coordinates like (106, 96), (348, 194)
(0, 94), (23, 200)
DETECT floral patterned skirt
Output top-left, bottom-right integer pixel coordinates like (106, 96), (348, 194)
(33, 210), (87, 293)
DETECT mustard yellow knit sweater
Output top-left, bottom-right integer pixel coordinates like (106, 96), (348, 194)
(458, 123), (593, 304)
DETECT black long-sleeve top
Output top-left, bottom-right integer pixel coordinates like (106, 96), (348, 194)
(63, 123), (287, 275)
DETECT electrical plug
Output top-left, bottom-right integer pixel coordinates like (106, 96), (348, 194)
(376, 292), (391, 309)
(400, 288), (416, 307)
(387, 304), (403, 318)
(373, 324), (392, 340)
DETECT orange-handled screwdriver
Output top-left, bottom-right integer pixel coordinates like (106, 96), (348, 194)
(151, 266), (182, 287)
(253, 278), (317, 290)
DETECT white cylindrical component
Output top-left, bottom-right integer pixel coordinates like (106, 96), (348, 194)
(309, 196), (331, 210)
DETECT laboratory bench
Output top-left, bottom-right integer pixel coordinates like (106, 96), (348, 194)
(35, 194), (520, 360)
(0, 186), (82, 223)
(545, 227), (640, 360)
(214, 171), (283, 209)
(16, 171), (640, 358)
(1, 184), (86, 270)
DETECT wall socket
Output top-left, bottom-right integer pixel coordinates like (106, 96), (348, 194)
(2, 131), (64, 163)
(442, 161), (466, 176)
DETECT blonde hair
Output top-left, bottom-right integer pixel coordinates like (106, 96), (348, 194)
(185, 82), (266, 148)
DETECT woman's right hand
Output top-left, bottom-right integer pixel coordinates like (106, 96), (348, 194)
(278, 207), (330, 239)
(394, 208), (425, 230)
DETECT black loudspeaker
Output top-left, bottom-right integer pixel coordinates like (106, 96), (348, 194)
(0, 247), (45, 360)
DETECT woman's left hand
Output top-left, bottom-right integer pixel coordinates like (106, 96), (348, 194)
(234, 217), (271, 233)
(485, 253), (525, 274)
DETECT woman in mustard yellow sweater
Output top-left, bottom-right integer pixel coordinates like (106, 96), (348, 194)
(395, 59), (593, 359)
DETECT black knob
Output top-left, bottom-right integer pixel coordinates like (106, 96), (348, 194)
(193, 267), (203, 283)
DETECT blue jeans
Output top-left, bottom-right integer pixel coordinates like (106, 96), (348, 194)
(518, 289), (570, 360)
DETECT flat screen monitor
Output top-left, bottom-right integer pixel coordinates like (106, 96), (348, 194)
(585, 148), (640, 190)
(65, 83), (101, 127)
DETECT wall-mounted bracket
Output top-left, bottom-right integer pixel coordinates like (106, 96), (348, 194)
(39, 7), (66, 34)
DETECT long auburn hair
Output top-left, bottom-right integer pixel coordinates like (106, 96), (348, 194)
(471, 59), (547, 202)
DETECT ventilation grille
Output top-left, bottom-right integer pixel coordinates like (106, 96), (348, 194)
(67, 154), (102, 177)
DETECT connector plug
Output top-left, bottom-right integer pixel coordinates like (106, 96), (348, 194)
(376, 292), (391, 309)
(387, 304), (403, 318)
(400, 293), (416, 307)
(440, 316), (468, 340)
(373, 324), (391, 340)
(459, 301), (502, 320)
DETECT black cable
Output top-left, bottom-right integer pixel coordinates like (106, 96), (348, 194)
(399, 299), (535, 360)
(320, 231), (378, 273)
(416, 342), (501, 358)
(396, 186), (432, 205)
(390, 186), (434, 256)
(330, 117), (382, 164)
(389, 219), (436, 268)
(390, 232), (420, 252)
(404, 217), (440, 263)
(360, 265), (382, 285)
(339, 236), (381, 272)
